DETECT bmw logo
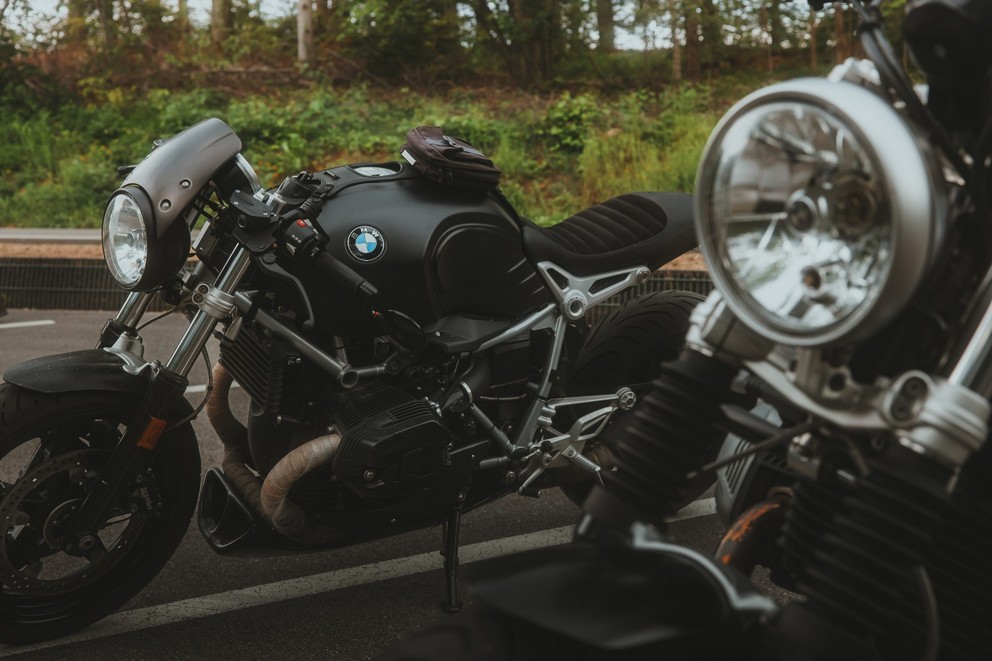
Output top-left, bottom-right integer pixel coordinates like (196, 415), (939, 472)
(346, 226), (385, 262)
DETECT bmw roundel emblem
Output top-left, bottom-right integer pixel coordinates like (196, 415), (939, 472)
(346, 226), (385, 262)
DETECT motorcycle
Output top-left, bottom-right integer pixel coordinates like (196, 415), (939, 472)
(0, 118), (704, 642)
(377, 1), (992, 659)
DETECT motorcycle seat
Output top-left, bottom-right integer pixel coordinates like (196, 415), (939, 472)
(521, 191), (697, 277)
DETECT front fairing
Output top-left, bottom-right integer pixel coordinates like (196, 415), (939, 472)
(116, 118), (243, 242)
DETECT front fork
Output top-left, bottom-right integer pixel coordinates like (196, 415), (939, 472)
(68, 247), (252, 551)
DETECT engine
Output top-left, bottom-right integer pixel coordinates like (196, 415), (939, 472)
(219, 318), (457, 501)
(331, 381), (452, 499)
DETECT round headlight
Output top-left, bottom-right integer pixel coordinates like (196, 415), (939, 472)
(102, 192), (149, 288)
(695, 79), (945, 346)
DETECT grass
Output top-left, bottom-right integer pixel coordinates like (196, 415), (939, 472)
(0, 85), (722, 228)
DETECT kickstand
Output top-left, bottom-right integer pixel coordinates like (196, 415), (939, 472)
(440, 508), (463, 612)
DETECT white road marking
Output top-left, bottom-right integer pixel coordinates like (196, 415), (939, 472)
(0, 497), (714, 655)
(0, 320), (55, 330)
(185, 382), (240, 394)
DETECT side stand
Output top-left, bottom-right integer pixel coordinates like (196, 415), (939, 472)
(440, 508), (463, 612)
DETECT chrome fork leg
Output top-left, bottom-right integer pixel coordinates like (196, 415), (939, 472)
(166, 246), (252, 376)
(97, 291), (156, 349)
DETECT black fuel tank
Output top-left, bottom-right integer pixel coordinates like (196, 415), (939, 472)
(308, 163), (549, 337)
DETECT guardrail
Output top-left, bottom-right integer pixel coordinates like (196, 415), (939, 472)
(0, 257), (712, 313)
(0, 229), (713, 313)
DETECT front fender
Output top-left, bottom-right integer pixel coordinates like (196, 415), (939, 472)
(3, 348), (151, 395)
(468, 541), (770, 651)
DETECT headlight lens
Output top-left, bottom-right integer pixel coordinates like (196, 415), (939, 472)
(102, 192), (148, 288)
(696, 79), (944, 346)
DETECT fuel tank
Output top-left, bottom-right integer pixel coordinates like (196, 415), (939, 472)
(306, 163), (549, 337)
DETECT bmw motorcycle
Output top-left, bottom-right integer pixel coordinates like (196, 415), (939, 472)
(0, 122), (703, 642)
(378, 1), (992, 659)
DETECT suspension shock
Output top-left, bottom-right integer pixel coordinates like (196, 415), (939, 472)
(582, 347), (738, 530)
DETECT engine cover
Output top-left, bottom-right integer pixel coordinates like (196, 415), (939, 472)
(332, 382), (452, 499)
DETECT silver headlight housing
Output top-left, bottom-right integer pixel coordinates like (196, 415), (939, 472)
(695, 78), (946, 346)
(102, 191), (149, 288)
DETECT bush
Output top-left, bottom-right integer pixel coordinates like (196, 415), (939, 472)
(0, 83), (722, 228)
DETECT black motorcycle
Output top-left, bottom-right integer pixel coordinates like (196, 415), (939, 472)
(378, 1), (992, 659)
(0, 121), (704, 642)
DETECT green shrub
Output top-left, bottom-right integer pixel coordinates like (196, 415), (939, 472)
(539, 92), (600, 153)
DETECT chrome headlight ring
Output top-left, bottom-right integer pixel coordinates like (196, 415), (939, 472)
(101, 184), (192, 293)
(695, 78), (946, 347)
(102, 190), (151, 289)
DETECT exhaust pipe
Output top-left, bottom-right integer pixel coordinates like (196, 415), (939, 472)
(206, 362), (348, 545)
(260, 433), (349, 544)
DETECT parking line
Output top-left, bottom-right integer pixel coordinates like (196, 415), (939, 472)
(0, 320), (55, 330)
(0, 499), (714, 656)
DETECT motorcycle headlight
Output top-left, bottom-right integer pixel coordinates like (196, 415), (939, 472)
(695, 79), (946, 346)
(102, 191), (149, 288)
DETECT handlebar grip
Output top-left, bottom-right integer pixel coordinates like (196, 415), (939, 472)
(314, 251), (379, 301)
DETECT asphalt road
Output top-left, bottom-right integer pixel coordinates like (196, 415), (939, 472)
(0, 308), (733, 660)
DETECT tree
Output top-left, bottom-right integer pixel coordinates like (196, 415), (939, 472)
(177, 0), (190, 37)
(833, 2), (849, 64)
(298, 0), (313, 64)
(596, 0), (615, 51)
(668, 0), (682, 84)
(469, 0), (565, 86)
(808, 4), (818, 70)
(211, 0), (232, 48)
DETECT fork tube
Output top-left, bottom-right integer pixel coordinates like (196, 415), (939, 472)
(944, 266), (992, 397)
(97, 291), (156, 348)
(114, 291), (155, 327)
(166, 246), (251, 376)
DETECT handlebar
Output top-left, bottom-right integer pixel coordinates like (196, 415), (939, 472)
(314, 250), (379, 302)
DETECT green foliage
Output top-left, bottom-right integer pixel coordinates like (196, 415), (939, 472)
(576, 87), (718, 205)
(337, 0), (463, 82)
(0, 81), (717, 228)
(540, 92), (601, 153)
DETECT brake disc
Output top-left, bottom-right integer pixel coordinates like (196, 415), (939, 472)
(0, 448), (148, 595)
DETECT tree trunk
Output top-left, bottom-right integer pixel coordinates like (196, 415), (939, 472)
(211, 0), (232, 49)
(298, 0), (313, 64)
(177, 0), (189, 35)
(508, 0), (559, 86)
(470, 0), (516, 79)
(834, 4), (848, 64)
(699, 0), (720, 65)
(96, 0), (116, 53)
(685, 3), (700, 82)
(596, 0), (615, 52)
(669, 1), (681, 84)
(809, 8), (818, 70)
(759, 3), (772, 72)
(63, 0), (87, 43)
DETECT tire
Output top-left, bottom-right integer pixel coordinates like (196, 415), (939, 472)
(558, 290), (705, 506)
(0, 384), (200, 644)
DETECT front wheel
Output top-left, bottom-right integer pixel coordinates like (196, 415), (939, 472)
(0, 384), (200, 644)
(557, 290), (705, 506)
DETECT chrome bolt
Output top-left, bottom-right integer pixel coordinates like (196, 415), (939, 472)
(363, 469), (377, 482)
(617, 387), (636, 411)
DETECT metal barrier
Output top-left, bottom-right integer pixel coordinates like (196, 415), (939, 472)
(0, 258), (712, 313)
